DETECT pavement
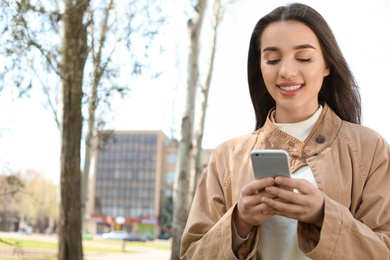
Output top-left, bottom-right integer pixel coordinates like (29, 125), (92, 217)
(0, 231), (172, 260)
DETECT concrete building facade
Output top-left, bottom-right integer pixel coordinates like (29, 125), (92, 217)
(85, 130), (212, 238)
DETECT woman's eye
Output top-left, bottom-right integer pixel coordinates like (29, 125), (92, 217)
(297, 58), (312, 63)
(266, 59), (280, 65)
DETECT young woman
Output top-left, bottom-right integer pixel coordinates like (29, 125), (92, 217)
(181, 3), (390, 260)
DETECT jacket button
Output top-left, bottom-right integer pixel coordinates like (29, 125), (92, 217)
(316, 135), (325, 144)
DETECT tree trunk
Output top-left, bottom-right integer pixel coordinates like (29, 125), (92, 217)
(171, 0), (207, 259)
(191, 0), (222, 197)
(59, 1), (90, 259)
(81, 0), (114, 229)
(81, 113), (94, 226)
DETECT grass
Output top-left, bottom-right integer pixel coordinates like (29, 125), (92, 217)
(0, 237), (171, 259)
(0, 238), (55, 250)
(90, 239), (171, 250)
(0, 237), (170, 250)
(0, 257), (56, 260)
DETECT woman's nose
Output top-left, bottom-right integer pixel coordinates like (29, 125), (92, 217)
(279, 59), (298, 79)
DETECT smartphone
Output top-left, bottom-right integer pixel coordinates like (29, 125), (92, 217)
(250, 149), (291, 179)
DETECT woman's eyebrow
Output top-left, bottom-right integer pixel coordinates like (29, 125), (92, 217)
(262, 44), (316, 52)
(294, 44), (316, 50)
(262, 46), (279, 52)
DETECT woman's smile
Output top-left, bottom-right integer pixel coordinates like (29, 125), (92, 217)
(277, 82), (304, 96)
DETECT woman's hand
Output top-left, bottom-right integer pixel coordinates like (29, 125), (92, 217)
(261, 177), (325, 227)
(234, 177), (276, 237)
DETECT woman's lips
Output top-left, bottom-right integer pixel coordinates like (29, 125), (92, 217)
(278, 85), (302, 92)
(277, 83), (304, 96)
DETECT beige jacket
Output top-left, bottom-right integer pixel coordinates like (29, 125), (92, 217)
(181, 104), (390, 260)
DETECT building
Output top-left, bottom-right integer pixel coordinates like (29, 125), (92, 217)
(85, 130), (213, 237)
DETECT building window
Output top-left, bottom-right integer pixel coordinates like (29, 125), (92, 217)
(165, 189), (172, 197)
(165, 171), (175, 184)
(167, 153), (176, 164)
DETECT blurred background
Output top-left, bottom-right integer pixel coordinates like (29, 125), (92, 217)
(0, 0), (389, 259)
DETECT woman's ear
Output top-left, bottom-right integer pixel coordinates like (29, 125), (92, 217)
(324, 65), (330, 77)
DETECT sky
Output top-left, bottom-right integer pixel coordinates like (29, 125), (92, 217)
(1, 0), (390, 184)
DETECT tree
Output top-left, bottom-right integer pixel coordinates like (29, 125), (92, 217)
(171, 0), (232, 258)
(0, 6), (85, 255)
(0, 174), (24, 251)
(0, 170), (58, 257)
(58, 1), (90, 258)
(0, 174), (25, 213)
(1, 1), (165, 259)
(0, 170), (58, 233)
(171, 0), (208, 259)
(80, 0), (115, 227)
(191, 0), (223, 196)
(80, 0), (165, 225)
(23, 170), (58, 233)
(160, 195), (173, 233)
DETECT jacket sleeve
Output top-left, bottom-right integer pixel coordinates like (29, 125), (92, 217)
(180, 148), (258, 259)
(298, 134), (390, 259)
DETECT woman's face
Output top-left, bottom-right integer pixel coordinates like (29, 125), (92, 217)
(260, 20), (330, 123)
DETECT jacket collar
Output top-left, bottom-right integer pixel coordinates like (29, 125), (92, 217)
(254, 103), (343, 171)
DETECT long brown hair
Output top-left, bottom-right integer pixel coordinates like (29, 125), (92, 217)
(247, 3), (361, 129)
